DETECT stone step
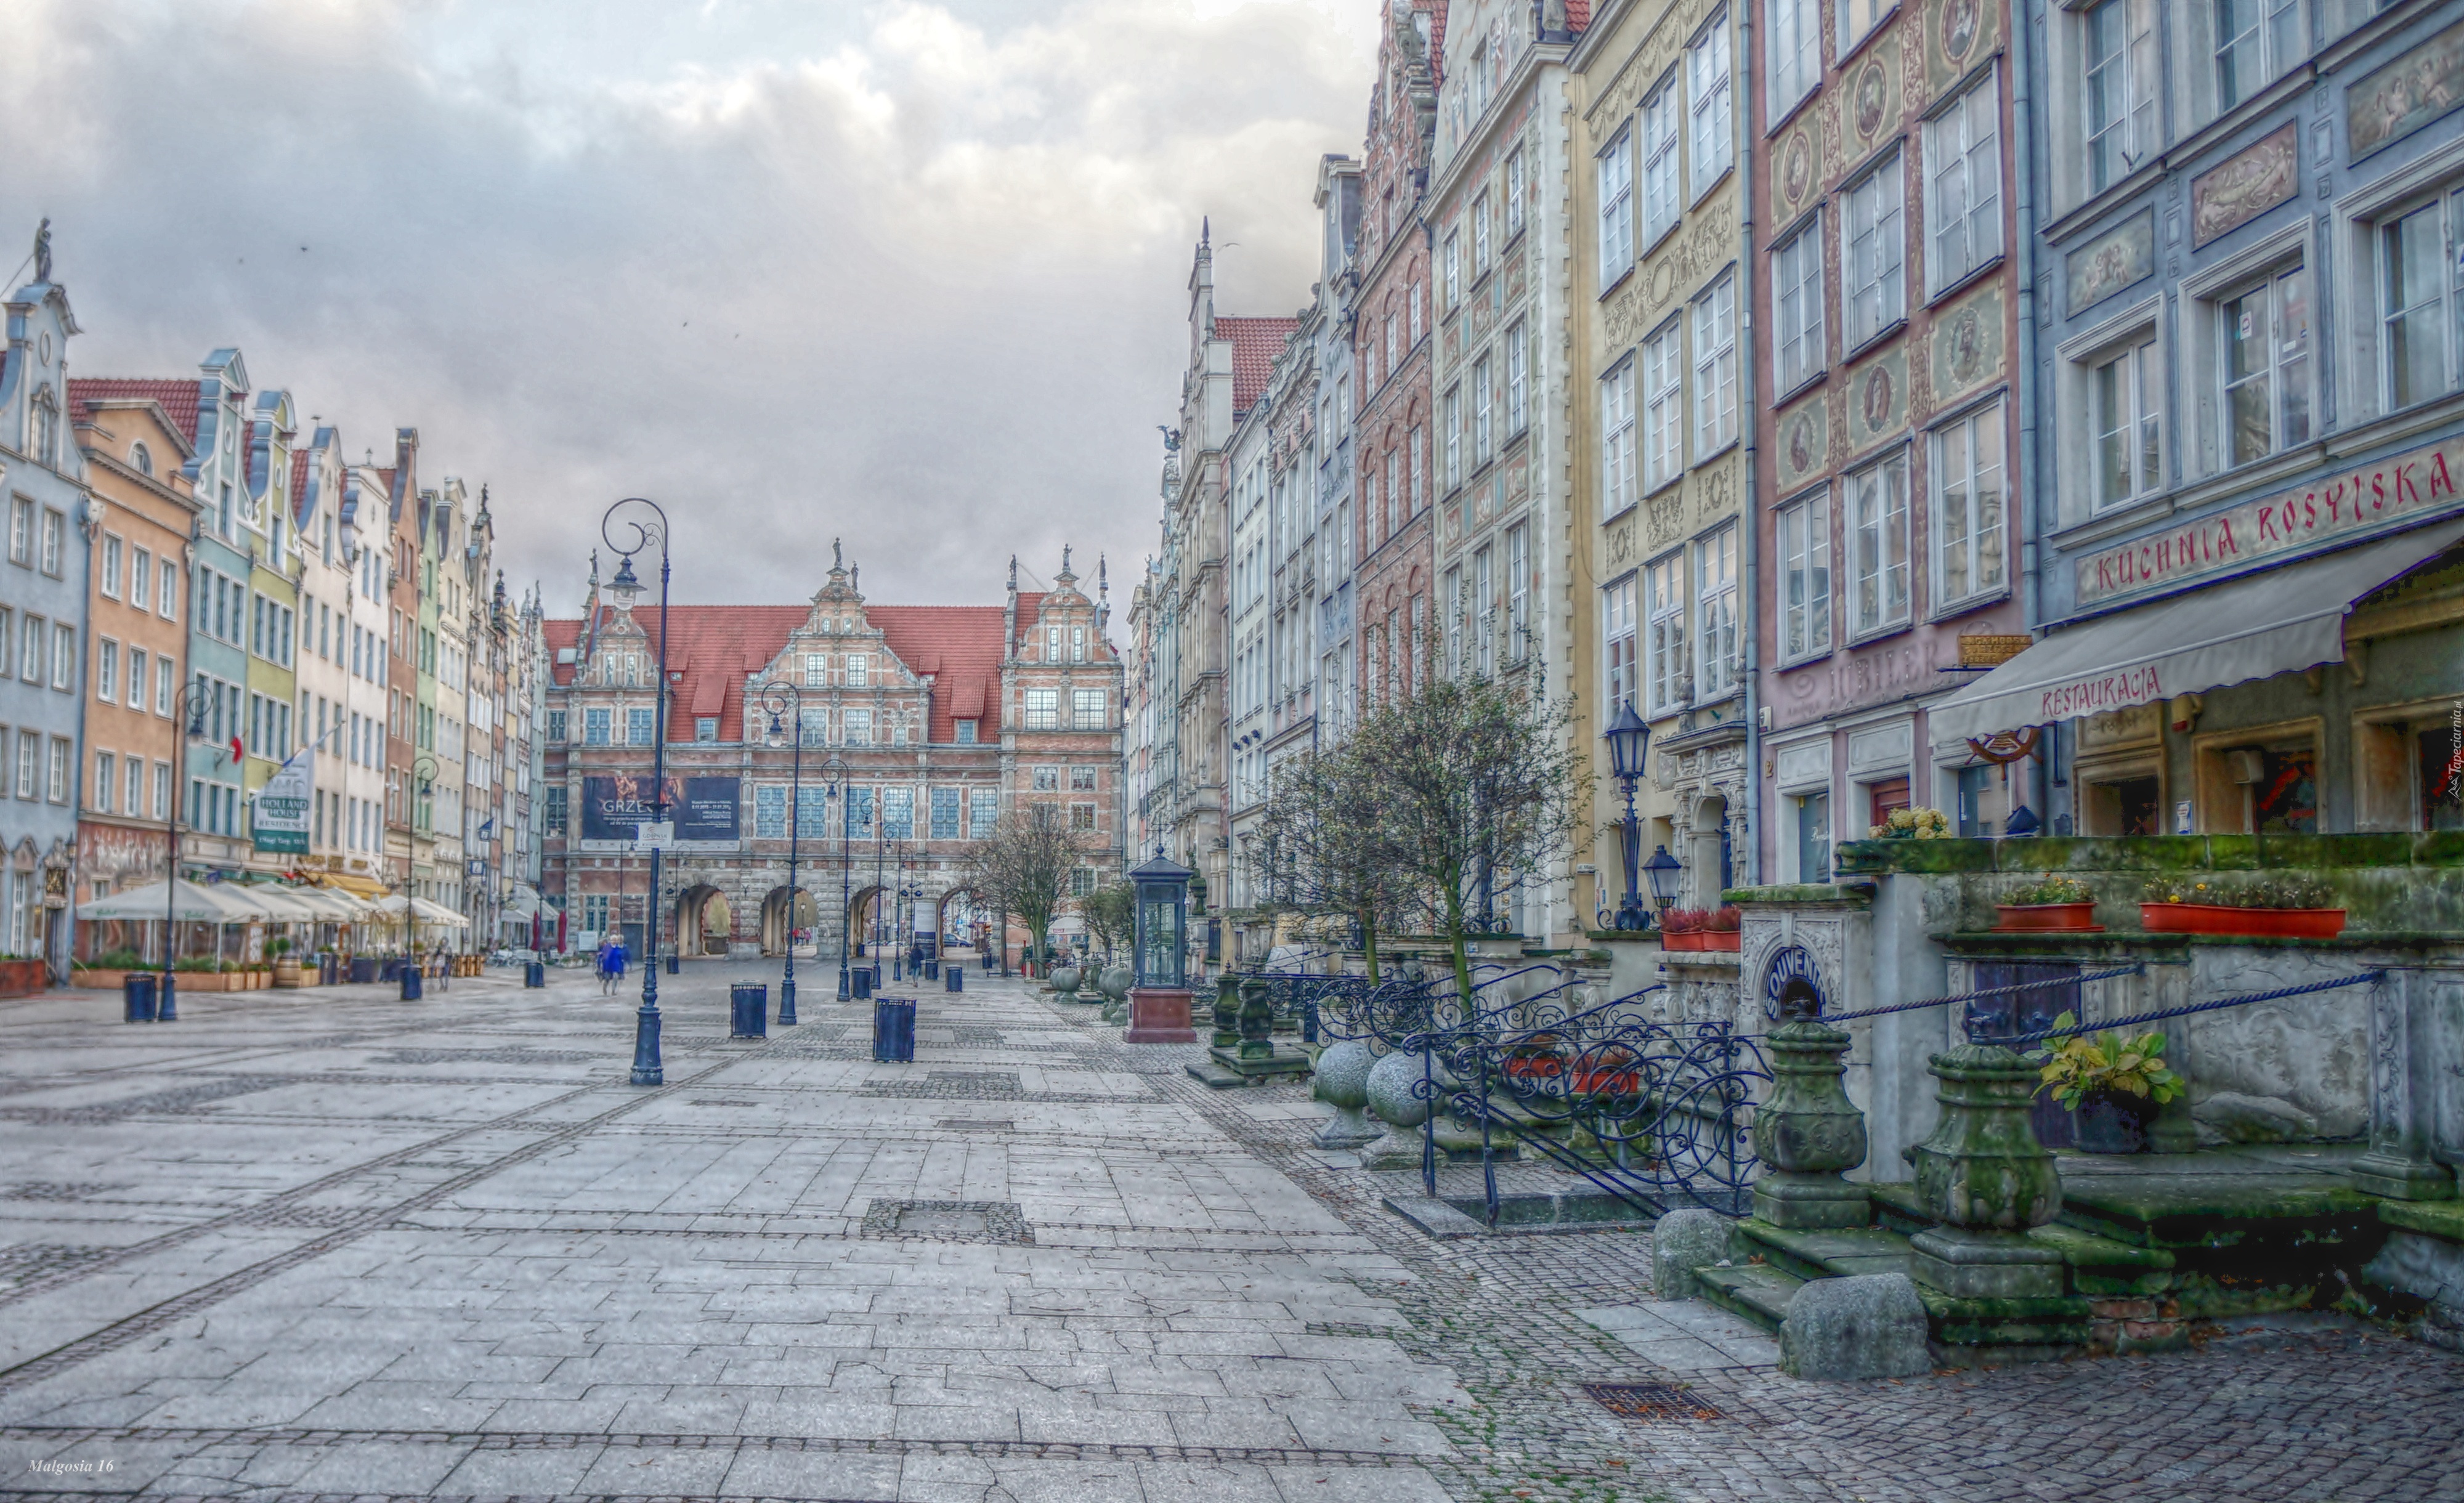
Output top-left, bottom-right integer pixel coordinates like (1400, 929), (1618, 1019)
(1694, 1262), (1805, 1335)
(1737, 1221), (1915, 1283)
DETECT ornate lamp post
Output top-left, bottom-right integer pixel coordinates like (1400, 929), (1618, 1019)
(603, 497), (673, 1087)
(1602, 702), (1654, 932)
(1644, 844), (1684, 923)
(155, 683), (208, 1022)
(756, 679), (805, 1027)
(819, 755), (849, 1000)
(410, 753), (440, 971)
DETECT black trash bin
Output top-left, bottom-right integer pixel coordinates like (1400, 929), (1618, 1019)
(123, 971), (158, 1023)
(400, 967), (423, 1002)
(665, 953), (680, 975)
(872, 997), (916, 1063)
(981, 952), (994, 972)
(525, 960), (546, 988)
(730, 981), (768, 1039)
(851, 965), (873, 1000)
(944, 965), (963, 993)
(923, 958), (939, 981)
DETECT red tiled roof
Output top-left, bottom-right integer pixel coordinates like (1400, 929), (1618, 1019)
(1218, 316), (1297, 417)
(1565, 0), (1589, 30)
(545, 601), (1017, 745)
(1429, 0), (1446, 81)
(67, 377), (203, 445)
(290, 449), (311, 525)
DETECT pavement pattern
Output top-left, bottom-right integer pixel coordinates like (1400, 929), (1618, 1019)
(0, 965), (2454, 1503)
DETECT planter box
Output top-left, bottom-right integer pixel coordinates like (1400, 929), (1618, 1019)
(1994, 902), (2102, 934)
(172, 971), (233, 991)
(1700, 930), (1742, 952)
(0, 958), (49, 998)
(71, 969), (134, 989)
(2139, 903), (2347, 939)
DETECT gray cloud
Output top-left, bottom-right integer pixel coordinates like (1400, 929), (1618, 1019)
(1, 0), (1369, 610)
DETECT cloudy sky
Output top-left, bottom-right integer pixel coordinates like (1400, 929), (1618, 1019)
(2, 0), (1373, 615)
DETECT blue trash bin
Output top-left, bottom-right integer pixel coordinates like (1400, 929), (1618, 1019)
(666, 953), (680, 975)
(872, 997), (916, 1063)
(525, 960), (546, 988)
(123, 971), (158, 1023)
(730, 981), (768, 1039)
(851, 965), (873, 1000)
(401, 967), (424, 1002)
(923, 958), (940, 981)
(944, 965), (963, 993)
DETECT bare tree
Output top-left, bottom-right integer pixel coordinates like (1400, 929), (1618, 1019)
(1244, 736), (1407, 982)
(1080, 880), (1135, 967)
(959, 804), (1085, 978)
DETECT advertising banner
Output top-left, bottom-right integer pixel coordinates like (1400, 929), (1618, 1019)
(580, 776), (740, 850)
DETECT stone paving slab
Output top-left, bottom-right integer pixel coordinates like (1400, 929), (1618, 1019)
(0, 968), (2457, 1501)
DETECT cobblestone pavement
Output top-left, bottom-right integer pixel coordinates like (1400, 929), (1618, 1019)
(0, 968), (2455, 1502)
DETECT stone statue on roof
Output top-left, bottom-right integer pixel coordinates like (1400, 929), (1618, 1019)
(32, 219), (49, 284)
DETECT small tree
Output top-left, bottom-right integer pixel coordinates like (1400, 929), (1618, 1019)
(1080, 880), (1135, 966)
(960, 804), (1085, 978)
(1246, 735), (1406, 982)
(1350, 666), (1591, 1012)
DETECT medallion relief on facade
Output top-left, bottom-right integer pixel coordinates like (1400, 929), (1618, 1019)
(1695, 453), (1740, 528)
(1645, 492), (1684, 548)
(1844, 344), (1908, 456)
(1927, 282), (2006, 409)
(1775, 394), (1831, 495)
(1924, 0), (1998, 98)
(2066, 211), (2154, 314)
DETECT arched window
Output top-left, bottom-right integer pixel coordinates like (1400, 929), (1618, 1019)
(130, 442), (153, 477)
(29, 389), (59, 468)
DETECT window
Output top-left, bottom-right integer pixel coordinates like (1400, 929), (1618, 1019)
(843, 707), (873, 745)
(800, 708), (828, 747)
(1774, 214), (1826, 392)
(1693, 272), (1738, 456)
(1637, 79), (1680, 253)
(47, 736), (68, 802)
(584, 708), (611, 745)
(955, 719), (978, 745)
(1646, 323), (1685, 485)
(1926, 70), (2003, 294)
(1070, 802), (1096, 832)
(2216, 0), (2301, 114)
(1443, 389), (1462, 489)
(2084, 0), (2157, 195)
(1599, 126), (1635, 283)
(1445, 566), (1465, 676)
(1605, 575), (1639, 710)
(126, 756), (144, 819)
(803, 653), (826, 687)
(1645, 553), (1688, 711)
(1769, 0), (1818, 116)
(754, 784), (788, 840)
(970, 788), (999, 837)
(846, 787), (874, 838)
(1838, 0), (1889, 55)
(1695, 527), (1738, 699)
(1847, 452), (1912, 636)
(626, 707), (655, 745)
(1474, 545), (1495, 676)
(39, 509), (63, 576)
(1408, 426), (1425, 511)
(1073, 688), (1107, 729)
(694, 717), (718, 742)
(1506, 325), (1528, 434)
(102, 536), (123, 598)
(1473, 355), (1493, 464)
(7, 496), (26, 564)
(583, 894), (610, 933)
(1033, 765), (1060, 793)
(883, 787), (914, 840)
(1778, 490), (1832, 662)
(1843, 154), (1905, 347)
(1934, 402), (2008, 606)
(1507, 523), (1531, 659)
(132, 551), (152, 614)
(1445, 232), (1462, 309)
(1796, 791), (1831, 882)
(931, 786), (962, 840)
(126, 649), (144, 708)
(2093, 336), (2165, 508)
(155, 657), (173, 716)
(546, 708), (568, 743)
(2220, 264), (2311, 466)
(1603, 359), (1639, 514)
(846, 653), (870, 688)
(51, 623), (72, 690)
(158, 562), (177, 618)
(153, 761), (169, 820)
(97, 640), (118, 703)
(13, 731), (33, 799)
(1688, 14), (1733, 200)
(1023, 689), (1058, 730)
(543, 785), (568, 835)
(1473, 193), (1491, 271)
(2381, 190), (2464, 411)
(94, 751), (115, 812)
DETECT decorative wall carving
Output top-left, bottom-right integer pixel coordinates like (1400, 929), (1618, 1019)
(1844, 345), (1907, 455)
(2190, 124), (2298, 248)
(1928, 282), (2005, 408)
(2348, 17), (2464, 160)
(1776, 394), (1831, 493)
(2066, 211), (2154, 314)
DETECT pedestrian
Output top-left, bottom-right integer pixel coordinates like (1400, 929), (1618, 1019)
(609, 934), (628, 988)
(596, 936), (619, 996)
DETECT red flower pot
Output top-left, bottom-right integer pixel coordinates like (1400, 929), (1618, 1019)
(1660, 930), (1698, 951)
(1994, 902), (2102, 934)
(1701, 930), (1743, 952)
(2139, 903), (2346, 939)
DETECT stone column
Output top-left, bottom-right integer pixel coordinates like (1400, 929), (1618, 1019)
(2353, 968), (2461, 1201)
(1751, 1018), (1871, 1228)
(1907, 1043), (2066, 1298)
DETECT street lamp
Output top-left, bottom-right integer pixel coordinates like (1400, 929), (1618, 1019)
(756, 679), (805, 1027)
(604, 496), (673, 1087)
(1602, 702), (1653, 932)
(1643, 844), (1683, 921)
(156, 683), (209, 1022)
(817, 755), (850, 1000)
(410, 753), (440, 971)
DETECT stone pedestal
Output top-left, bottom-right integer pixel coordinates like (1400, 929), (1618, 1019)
(1751, 1018), (1871, 1230)
(1310, 1040), (1381, 1147)
(2353, 969), (2461, 1200)
(1907, 1043), (2065, 1299)
(1191, 976), (1315, 1085)
(1124, 987), (1196, 1044)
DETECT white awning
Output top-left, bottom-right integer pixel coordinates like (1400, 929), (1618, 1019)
(78, 879), (262, 923)
(1931, 521), (2464, 745)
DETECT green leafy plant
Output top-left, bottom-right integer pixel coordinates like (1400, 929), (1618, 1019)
(2005, 875), (2094, 906)
(2030, 1011), (2184, 1111)
(2141, 874), (2335, 909)
(265, 936), (292, 957)
(1868, 806), (1951, 840)
(172, 956), (219, 973)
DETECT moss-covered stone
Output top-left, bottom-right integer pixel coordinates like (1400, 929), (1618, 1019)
(2380, 1198), (2464, 1242)
(1719, 882), (1870, 905)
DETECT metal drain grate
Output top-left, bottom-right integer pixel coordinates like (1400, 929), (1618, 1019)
(1583, 1382), (1723, 1421)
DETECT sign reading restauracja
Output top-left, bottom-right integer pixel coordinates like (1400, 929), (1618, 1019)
(2077, 432), (2464, 609)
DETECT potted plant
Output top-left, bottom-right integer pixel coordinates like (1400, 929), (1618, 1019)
(1867, 806), (1953, 840)
(2140, 875), (2345, 939)
(2031, 1011), (2183, 1154)
(1660, 908), (1706, 952)
(1995, 875), (2101, 933)
(1701, 905), (1743, 952)
(73, 948), (146, 988)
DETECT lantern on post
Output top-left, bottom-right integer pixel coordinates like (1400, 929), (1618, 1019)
(1643, 844), (1684, 920)
(1602, 702), (1653, 932)
(1124, 848), (1196, 1043)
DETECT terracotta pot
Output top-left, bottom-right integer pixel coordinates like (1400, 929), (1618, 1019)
(1701, 930), (1743, 952)
(2139, 903), (2346, 939)
(1995, 902), (2102, 934)
(1661, 930), (1701, 952)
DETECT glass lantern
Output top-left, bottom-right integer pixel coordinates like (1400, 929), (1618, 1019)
(1129, 849), (1193, 990)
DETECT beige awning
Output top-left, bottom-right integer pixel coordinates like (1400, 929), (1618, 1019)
(1931, 521), (2464, 745)
(78, 878), (261, 923)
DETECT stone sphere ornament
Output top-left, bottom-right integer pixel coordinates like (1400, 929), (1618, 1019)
(1311, 1040), (1380, 1148)
(1365, 1050), (1432, 1129)
(1052, 965), (1082, 999)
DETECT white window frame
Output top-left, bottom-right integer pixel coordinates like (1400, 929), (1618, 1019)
(1506, 323), (1528, 434)
(2215, 0), (2302, 116)
(1924, 66), (2004, 298)
(1688, 13), (1733, 202)
(1773, 211), (1826, 393)
(2083, 0), (2157, 196)
(1843, 151), (1906, 350)
(1838, 0), (1891, 59)
(1846, 448), (1912, 638)
(2216, 261), (2313, 470)
(1931, 400), (2009, 610)
(1641, 74), (1680, 247)
(1604, 573), (1639, 711)
(1505, 147), (1526, 238)
(1444, 388), (1462, 490)
(1473, 356), (1494, 466)
(2377, 185), (2464, 413)
(1599, 125), (1635, 286)
(1506, 522), (1530, 660)
(1694, 525), (1738, 700)
(1644, 551), (1690, 713)
(1602, 358), (1639, 517)
(1692, 270), (1738, 458)
(1768, 0), (1820, 121)
(1778, 488), (1832, 665)
(1642, 320), (1682, 490)
(2090, 334), (2165, 510)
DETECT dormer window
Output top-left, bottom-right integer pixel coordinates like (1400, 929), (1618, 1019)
(846, 653), (870, 688)
(955, 719), (978, 745)
(130, 442), (153, 477)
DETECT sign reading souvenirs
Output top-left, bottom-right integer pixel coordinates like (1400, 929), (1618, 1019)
(2075, 431), (2464, 607)
(1761, 944), (1828, 1023)
(580, 776), (740, 851)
